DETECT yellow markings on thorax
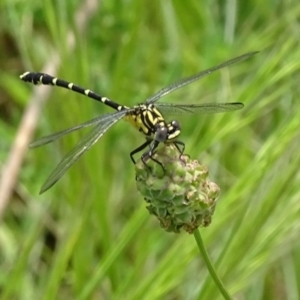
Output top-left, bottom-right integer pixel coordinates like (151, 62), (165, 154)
(124, 104), (165, 136)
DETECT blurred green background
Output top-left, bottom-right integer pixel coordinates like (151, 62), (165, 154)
(1, 0), (300, 299)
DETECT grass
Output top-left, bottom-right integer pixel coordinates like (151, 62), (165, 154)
(1, 0), (300, 299)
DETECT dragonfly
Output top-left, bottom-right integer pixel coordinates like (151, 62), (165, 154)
(20, 51), (258, 194)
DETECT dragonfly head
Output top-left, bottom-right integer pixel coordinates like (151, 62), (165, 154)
(153, 120), (181, 143)
(167, 120), (181, 141)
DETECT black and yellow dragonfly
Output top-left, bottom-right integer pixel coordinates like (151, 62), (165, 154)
(20, 51), (257, 193)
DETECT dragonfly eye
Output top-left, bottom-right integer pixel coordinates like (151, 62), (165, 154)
(171, 120), (181, 130)
(154, 125), (168, 142)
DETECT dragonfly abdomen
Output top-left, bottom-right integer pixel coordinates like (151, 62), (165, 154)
(20, 72), (123, 111)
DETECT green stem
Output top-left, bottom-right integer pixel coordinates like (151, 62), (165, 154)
(193, 229), (232, 300)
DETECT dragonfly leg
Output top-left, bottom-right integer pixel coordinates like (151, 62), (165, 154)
(141, 140), (166, 173)
(173, 140), (186, 160)
(130, 139), (152, 164)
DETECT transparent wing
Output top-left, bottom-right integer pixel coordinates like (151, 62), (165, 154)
(146, 51), (258, 104)
(30, 112), (123, 148)
(39, 110), (127, 194)
(155, 102), (244, 115)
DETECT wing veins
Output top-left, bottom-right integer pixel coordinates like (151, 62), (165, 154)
(30, 111), (127, 148)
(39, 111), (126, 194)
(146, 51), (258, 104)
(156, 102), (244, 115)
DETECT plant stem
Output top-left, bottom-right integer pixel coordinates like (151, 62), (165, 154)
(193, 229), (232, 300)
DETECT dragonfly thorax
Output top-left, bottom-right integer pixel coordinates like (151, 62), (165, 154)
(125, 103), (165, 136)
(125, 104), (181, 142)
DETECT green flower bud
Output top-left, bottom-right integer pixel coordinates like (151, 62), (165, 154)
(135, 145), (220, 233)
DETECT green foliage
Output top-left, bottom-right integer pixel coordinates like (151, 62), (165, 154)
(1, 0), (300, 299)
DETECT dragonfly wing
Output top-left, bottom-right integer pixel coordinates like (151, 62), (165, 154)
(30, 111), (125, 148)
(39, 110), (127, 194)
(156, 102), (244, 115)
(145, 51), (258, 104)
